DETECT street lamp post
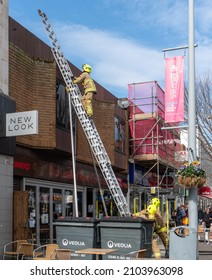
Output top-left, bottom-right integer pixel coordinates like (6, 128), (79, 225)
(188, 0), (198, 259)
(162, 0), (198, 260)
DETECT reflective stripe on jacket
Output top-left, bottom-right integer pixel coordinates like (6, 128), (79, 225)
(155, 226), (167, 234)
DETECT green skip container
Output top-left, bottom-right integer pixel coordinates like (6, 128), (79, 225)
(54, 217), (100, 260)
(99, 217), (154, 260)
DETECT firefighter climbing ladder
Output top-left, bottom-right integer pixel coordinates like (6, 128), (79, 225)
(38, 9), (131, 217)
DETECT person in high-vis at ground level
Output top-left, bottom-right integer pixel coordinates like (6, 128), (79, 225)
(150, 197), (169, 259)
(133, 198), (169, 259)
(151, 197), (160, 210)
(67, 64), (97, 119)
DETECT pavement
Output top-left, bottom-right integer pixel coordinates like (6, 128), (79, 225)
(148, 241), (212, 260)
(198, 241), (212, 260)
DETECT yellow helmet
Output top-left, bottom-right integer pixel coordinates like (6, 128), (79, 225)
(147, 204), (157, 215)
(147, 204), (157, 220)
(151, 197), (160, 208)
(82, 64), (92, 73)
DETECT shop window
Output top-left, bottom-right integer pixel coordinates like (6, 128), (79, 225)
(53, 189), (62, 242)
(77, 191), (83, 217)
(96, 191), (119, 217)
(25, 186), (36, 243)
(40, 188), (50, 243)
(28, 187), (36, 228)
(87, 188), (94, 217)
(53, 190), (62, 221)
(56, 81), (76, 132)
(65, 190), (74, 216)
(40, 191), (49, 225)
(114, 116), (126, 153)
(65, 190), (83, 217)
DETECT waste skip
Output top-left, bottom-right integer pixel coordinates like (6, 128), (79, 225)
(99, 217), (154, 260)
(169, 226), (197, 260)
(54, 217), (100, 260)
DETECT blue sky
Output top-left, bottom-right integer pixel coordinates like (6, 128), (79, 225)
(8, 0), (212, 98)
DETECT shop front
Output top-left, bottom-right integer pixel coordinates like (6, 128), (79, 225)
(24, 178), (87, 244)
(14, 178), (88, 245)
(13, 151), (101, 244)
(13, 150), (128, 244)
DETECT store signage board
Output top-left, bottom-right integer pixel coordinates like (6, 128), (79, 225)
(6, 110), (38, 136)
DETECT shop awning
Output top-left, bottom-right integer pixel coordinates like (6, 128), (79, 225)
(198, 185), (212, 200)
(198, 186), (211, 199)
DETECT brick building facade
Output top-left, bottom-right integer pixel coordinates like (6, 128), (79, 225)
(8, 17), (129, 244)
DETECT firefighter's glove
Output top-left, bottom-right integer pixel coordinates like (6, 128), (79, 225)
(66, 86), (71, 93)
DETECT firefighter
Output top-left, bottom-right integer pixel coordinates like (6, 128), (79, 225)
(150, 197), (169, 258)
(147, 204), (157, 219)
(133, 200), (169, 259)
(154, 210), (169, 258)
(133, 204), (160, 258)
(151, 197), (160, 210)
(147, 203), (161, 259)
(67, 64), (97, 119)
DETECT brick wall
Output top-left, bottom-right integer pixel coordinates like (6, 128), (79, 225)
(9, 43), (128, 173)
(76, 99), (115, 165)
(9, 44), (56, 148)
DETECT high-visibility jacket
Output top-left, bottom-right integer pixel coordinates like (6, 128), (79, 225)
(133, 209), (169, 258)
(74, 72), (97, 94)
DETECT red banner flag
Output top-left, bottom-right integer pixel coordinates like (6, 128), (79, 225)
(165, 56), (184, 123)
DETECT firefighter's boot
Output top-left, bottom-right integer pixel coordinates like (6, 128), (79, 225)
(152, 237), (161, 259)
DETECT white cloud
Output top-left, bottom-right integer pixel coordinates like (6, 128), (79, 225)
(55, 23), (164, 97)
(25, 0), (212, 97)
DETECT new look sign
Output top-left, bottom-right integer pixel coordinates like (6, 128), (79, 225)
(6, 110), (38, 137)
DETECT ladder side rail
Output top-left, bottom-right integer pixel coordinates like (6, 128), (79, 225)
(52, 49), (128, 213)
(57, 65), (130, 216)
(38, 9), (130, 217)
(54, 50), (130, 216)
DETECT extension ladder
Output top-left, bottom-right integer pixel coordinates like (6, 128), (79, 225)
(38, 9), (131, 217)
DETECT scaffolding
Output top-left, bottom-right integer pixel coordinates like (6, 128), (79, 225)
(128, 81), (185, 211)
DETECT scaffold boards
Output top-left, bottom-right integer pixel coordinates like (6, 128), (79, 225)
(37, 9), (131, 217)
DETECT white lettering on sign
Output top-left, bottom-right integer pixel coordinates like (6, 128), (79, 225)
(62, 239), (85, 247)
(107, 240), (132, 249)
(6, 110), (38, 136)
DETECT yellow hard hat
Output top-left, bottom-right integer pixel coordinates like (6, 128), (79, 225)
(147, 204), (157, 220)
(147, 204), (157, 214)
(82, 64), (92, 73)
(151, 197), (160, 208)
